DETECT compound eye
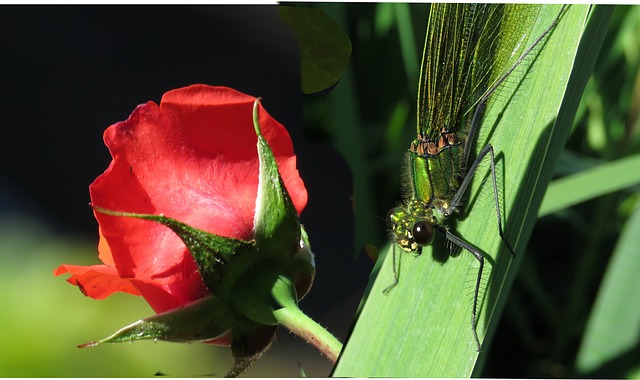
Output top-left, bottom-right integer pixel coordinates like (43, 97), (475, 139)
(412, 221), (434, 246)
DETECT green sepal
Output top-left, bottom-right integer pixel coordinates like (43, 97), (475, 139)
(279, 6), (352, 94)
(252, 99), (301, 262)
(284, 225), (315, 301)
(92, 206), (254, 293)
(230, 256), (304, 327)
(227, 319), (277, 377)
(78, 295), (235, 347)
(227, 266), (309, 377)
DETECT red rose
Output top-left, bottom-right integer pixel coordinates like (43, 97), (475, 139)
(54, 85), (307, 316)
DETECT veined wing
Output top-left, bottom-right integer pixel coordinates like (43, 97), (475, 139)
(417, 4), (542, 142)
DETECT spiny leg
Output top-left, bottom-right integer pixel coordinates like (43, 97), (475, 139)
(439, 227), (484, 351)
(449, 143), (515, 257)
(485, 144), (516, 257)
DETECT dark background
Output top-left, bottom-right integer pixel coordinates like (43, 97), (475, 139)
(0, 5), (366, 376)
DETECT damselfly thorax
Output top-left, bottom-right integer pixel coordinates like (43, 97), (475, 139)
(388, 128), (465, 253)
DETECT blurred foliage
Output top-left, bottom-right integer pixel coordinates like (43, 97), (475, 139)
(0, 216), (228, 376)
(280, 6), (352, 94)
(301, 3), (640, 378)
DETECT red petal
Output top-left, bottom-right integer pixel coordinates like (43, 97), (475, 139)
(53, 264), (140, 299)
(159, 85), (307, 221)
(85, 85), (307, 311)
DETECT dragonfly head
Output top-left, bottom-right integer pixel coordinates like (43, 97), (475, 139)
(387, 205), (435, 254)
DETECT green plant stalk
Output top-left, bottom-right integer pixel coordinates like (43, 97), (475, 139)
(273, 304), (342, 363)
(270, 274), (342, 363)
(333, 5), (607, 377)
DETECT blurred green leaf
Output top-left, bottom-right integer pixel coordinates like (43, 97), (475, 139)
(575, 195), (640, 376)
(392, 3), (419, 88)
(280, 6), (352, 94)
(0, 217), (230, 377)
(539, 153), (640, 217)
(374, 3), (394, 35)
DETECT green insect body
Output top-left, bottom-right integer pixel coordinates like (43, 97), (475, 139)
(391, 140), (463, 252)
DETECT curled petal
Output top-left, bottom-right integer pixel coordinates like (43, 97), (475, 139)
(53, 264), (140, 299)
